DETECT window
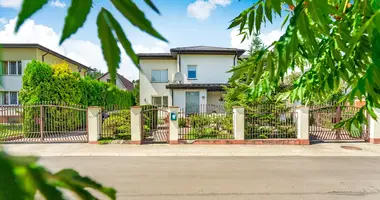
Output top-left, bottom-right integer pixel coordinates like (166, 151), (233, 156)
(152, 96), (168, 107)
(187, 65), (197, 79)
(151, 69), (168, 82)
(1, 61), (22, 75)
(107, 79), (111, 83)
(1, 92), (19, 105)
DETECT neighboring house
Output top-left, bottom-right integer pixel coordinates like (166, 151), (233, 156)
(97, 72), (134, 91)
(0, 43), (92, 105)
(137, 46), (245, 112)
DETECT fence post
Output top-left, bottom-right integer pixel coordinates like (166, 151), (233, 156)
(296, 106), (310, 145)
(88, 106), (101, 144)
(169, 106), (179, 144)
(233, 106), (245, 143)
(131, 106), (142, 144)
(369, 108), (380, 144)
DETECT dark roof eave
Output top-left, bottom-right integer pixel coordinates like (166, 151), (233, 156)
(166, 83), (229, 90)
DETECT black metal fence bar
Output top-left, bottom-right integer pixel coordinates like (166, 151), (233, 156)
(0, 102), (88, 143)
(245, 104), (298, 139)
(309, 104), (367, 141)
(178, 104), (234, 140)
(101, 104), (132, 140)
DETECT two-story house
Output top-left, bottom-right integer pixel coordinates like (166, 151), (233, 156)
(0, 43), (92, 105)
(137, 46), (245, 112)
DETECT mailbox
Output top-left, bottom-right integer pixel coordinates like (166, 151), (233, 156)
(170, 112), (177, 121)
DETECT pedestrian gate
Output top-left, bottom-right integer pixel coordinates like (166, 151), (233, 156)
(141, 108), (170, 143)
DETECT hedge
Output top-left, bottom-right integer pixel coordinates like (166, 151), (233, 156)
(19, 61), (135, 134)
(19, 61), (135, 107)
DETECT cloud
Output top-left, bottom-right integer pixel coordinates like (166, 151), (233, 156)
(0, 18), (170, 81)
(187, 0), (231, 20)
(0, 17), (8, 24)
(230, 28), (285, 51)
(50, 0), (66, 8)
(0, 0), (22, 8)
(259, 30), (284, 46)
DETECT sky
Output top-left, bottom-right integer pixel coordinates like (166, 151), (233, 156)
(0, 0), (286, 80)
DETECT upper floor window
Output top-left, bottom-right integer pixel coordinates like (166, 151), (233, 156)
(151, 69), (168, 83)
(1, 61), (22, 75)
(187, 65), (197, 79)
(1, 91), (19, 105)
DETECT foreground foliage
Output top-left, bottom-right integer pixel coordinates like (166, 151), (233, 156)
(229, 0), (380, 131)
(0, 150), (116, 200)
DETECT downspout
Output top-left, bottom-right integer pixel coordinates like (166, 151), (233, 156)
(42, 50), (50, 62)
(171, 89), (174, 106)
(233, 51), (238, 66)
(178, 50), (181, 73)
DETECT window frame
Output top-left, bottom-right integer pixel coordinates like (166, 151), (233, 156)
(1, 61), (22, 75)
(187, 65), (197, 80)
(151, 96), (169, 107)
(151, 69), (168, 83)
(1, 91), (19, 105)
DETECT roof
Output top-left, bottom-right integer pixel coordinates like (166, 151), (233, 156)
(137, 45), (246, 59)
(170, 46), (245, 53)
(98, 72), (134, 91)
(166, 83), (228, 91)
(0, 43), (92, 71)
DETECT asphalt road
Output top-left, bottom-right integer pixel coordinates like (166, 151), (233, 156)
(39, 157), (380, 200)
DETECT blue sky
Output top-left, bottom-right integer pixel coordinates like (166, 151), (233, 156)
(0, 0), (285, 80)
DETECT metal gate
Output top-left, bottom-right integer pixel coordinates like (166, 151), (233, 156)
(0, 104), (88, 143)
(309, 105), (368, 142)
(141, 108), (170, 144)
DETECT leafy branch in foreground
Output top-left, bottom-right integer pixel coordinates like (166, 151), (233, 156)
(0, 150), (116, 200)
(229, 0), (380, 131)
(15, 0), (167, 85)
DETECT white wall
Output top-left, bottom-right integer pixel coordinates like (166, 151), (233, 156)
(179, 54), (235, 84)
(0, 60), (31, 91)
(207, 91), (224, 106)
(139, 59), (177, 105)
(98, 73), (126, 90)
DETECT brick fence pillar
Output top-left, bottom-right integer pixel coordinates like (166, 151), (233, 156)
(296, 106), (310, 145)
(88, 106), (101, 144)
(369, 108), (380, 144)
(233, 106), (245, 143)
(131, 106), (142, 145)
(169, 106), (179, 144)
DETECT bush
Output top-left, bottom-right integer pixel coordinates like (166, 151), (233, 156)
(19, 61), (135, 133)
(102, 109), (131, 138)
(178, 117), (187, 128)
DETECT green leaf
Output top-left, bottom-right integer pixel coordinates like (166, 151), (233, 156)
(144, 0), (161, 14)
(29, 166), (64, 200)
(97, 8), (121, 85)
(0, 153), (27, 200)
(101, 9), (139, 68)
(248, 10), (255, 35)
(15, 0), (49, 32)
(60, 0), (92, 44)
(55, 169), (116, 200)
(281, 14), (290, 30)
(272, 0), (282, 15)
(265, 0), (273, 23)
(111, 0), (167, 42)
(255, 3), (263, 33)
(228, 17), (242, 29)
(239, 15), (247, 33)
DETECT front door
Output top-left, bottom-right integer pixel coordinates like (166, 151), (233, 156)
(185, 91), (200, 114)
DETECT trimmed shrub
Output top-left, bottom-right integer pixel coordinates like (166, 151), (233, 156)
(19, 61), (135, 134)
(102, 109), (131, 138)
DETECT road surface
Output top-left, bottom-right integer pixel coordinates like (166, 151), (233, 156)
(39, 156), (380, 200)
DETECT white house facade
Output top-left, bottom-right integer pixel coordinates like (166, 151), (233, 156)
(138, 46), (245, 112)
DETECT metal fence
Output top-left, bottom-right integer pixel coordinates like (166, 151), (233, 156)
(0, 102), (88, 143)
(245, 104), (298, 139)
(309, 104), (368, 141)
(178, 104), (234, 140)
(101, 104), (131, 140)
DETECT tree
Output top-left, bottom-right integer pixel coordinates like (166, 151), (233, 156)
(132, 79), (140, 105)
(14, 0), (167, 85)
(248, 33), (265, 55)
(228, 0), (380, 131)
(86, 68), (104, 80)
